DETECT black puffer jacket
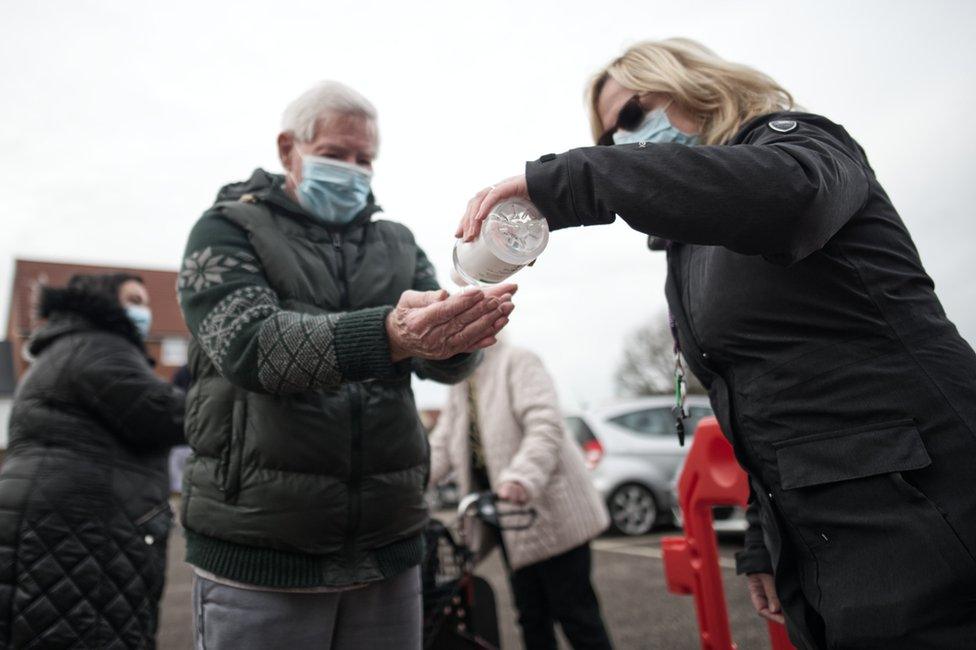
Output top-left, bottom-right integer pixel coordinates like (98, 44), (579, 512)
(0, 285), (185, 649)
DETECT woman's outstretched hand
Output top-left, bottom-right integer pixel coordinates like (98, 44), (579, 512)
(456, 174), (529, 242)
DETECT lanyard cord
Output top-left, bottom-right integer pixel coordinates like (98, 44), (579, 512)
(663, 240), (688, 446)
(669, 311), (689, 446)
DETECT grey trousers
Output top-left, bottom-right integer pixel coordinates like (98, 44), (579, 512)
(192, 567), (422, 650)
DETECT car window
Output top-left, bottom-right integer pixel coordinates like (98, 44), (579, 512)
(608, 405), (714, 438)
(565, 416), (596, 445)
(685, 405), (713, 436)
(608, 408), (673, 436)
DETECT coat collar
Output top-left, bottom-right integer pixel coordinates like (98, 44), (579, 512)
(216, 168), (383, 233)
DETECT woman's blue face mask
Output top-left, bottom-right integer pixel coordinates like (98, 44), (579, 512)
(125, 304), (152, 339)
(295, 155), (373, 225)
(612, 106), (699, 147)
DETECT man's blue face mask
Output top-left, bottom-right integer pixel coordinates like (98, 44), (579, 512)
(612, 106), (699, 146)
(295, 155), (373, 225)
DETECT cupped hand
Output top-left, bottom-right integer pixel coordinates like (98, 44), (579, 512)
(456, 174), (530, 242)
(386, 284), (517, 362)
(746, 573), (785, 625)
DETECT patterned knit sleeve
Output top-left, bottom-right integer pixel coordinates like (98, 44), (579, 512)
(408, 243), (482, 384)
(178, 212), (399, 394)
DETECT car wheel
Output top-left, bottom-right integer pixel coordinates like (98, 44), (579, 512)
(608, 483), (658, 536)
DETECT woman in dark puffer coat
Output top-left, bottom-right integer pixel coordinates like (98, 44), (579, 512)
(0, 273), (185, 649)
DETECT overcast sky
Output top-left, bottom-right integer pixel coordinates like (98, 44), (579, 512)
(2, 0), (974, 409)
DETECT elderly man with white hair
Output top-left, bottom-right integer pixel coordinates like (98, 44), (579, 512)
(177, 81), (515, 649)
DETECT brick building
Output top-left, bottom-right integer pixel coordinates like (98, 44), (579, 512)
(5, 259), (190, 384)
(0, 341), (14, 450)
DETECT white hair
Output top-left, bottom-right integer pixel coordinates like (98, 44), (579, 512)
(281, 80), (378, 143)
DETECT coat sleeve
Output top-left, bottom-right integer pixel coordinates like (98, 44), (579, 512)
(735, 488), (774, 575)
(409, 243), (483, 384)
(496, 350), (564, 501)
(179, 212), (404, 394)
(525, 117), (870, 266)
(427, 389), (457, 488)
(73, 335), (186, 453)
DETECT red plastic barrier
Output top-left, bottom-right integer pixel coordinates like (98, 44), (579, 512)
(661, 417), (795, 650)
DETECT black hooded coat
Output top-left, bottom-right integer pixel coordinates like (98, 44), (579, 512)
(0, 278), (185, 649)
(525, 112), (976, 649)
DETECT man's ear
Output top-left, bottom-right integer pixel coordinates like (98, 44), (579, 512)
(277, 131), (295, 169)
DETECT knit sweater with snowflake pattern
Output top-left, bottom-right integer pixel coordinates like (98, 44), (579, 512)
(177, 168), (479, 588)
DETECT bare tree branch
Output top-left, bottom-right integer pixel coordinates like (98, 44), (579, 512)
(615, 314), (706, 397)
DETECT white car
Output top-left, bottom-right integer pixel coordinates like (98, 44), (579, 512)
(565, 395), (713, 536)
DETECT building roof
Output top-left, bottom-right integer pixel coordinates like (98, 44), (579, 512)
(6, 258), (187, 340)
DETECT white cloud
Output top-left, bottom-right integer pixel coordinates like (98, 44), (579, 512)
(2, 0), (974, 409)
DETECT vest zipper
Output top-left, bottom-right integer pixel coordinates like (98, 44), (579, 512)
(332, 231), (349, 308)
(345, 383), (364, 560)
(332, 228), (363, 559)
(225, 395), (247, 502)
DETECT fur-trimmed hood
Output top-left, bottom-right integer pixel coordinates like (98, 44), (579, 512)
(29, 285), (145, 357)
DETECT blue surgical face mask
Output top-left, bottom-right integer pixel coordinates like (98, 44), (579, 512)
(612, 106), (699, 146)
(125, 304), (152, 340)
(295, 155), (373, 225)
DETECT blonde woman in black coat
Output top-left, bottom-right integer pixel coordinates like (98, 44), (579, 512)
(458, 39), (976, 650)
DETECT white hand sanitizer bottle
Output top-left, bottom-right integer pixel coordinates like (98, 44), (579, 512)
(452, 198), (549, 286)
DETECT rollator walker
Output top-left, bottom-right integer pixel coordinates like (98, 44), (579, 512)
(422, 492), (536, 649)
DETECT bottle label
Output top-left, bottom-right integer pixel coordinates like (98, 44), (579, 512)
(473, 260), (526, 283)
(454, 239), (529, 285)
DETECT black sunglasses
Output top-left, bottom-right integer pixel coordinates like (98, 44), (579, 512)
(597, 94), (648, 146)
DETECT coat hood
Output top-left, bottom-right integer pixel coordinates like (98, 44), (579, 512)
(29, 285), (145, 357)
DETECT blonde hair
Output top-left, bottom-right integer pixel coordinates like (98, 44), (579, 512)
(587, 38), (794, 145)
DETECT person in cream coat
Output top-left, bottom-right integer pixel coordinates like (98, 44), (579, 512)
(429, 342), (613, 650)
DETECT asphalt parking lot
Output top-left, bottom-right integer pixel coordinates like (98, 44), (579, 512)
(158, 520), (773, 649)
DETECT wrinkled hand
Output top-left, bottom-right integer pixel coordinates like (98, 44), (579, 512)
(386, 284), (516, 362)
(456, 174), (530, 242)
(746, 573), (785, 625)
(497, 481), (529, 505)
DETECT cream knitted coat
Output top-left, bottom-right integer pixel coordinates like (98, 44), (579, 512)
(429, 344), (610, 570)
